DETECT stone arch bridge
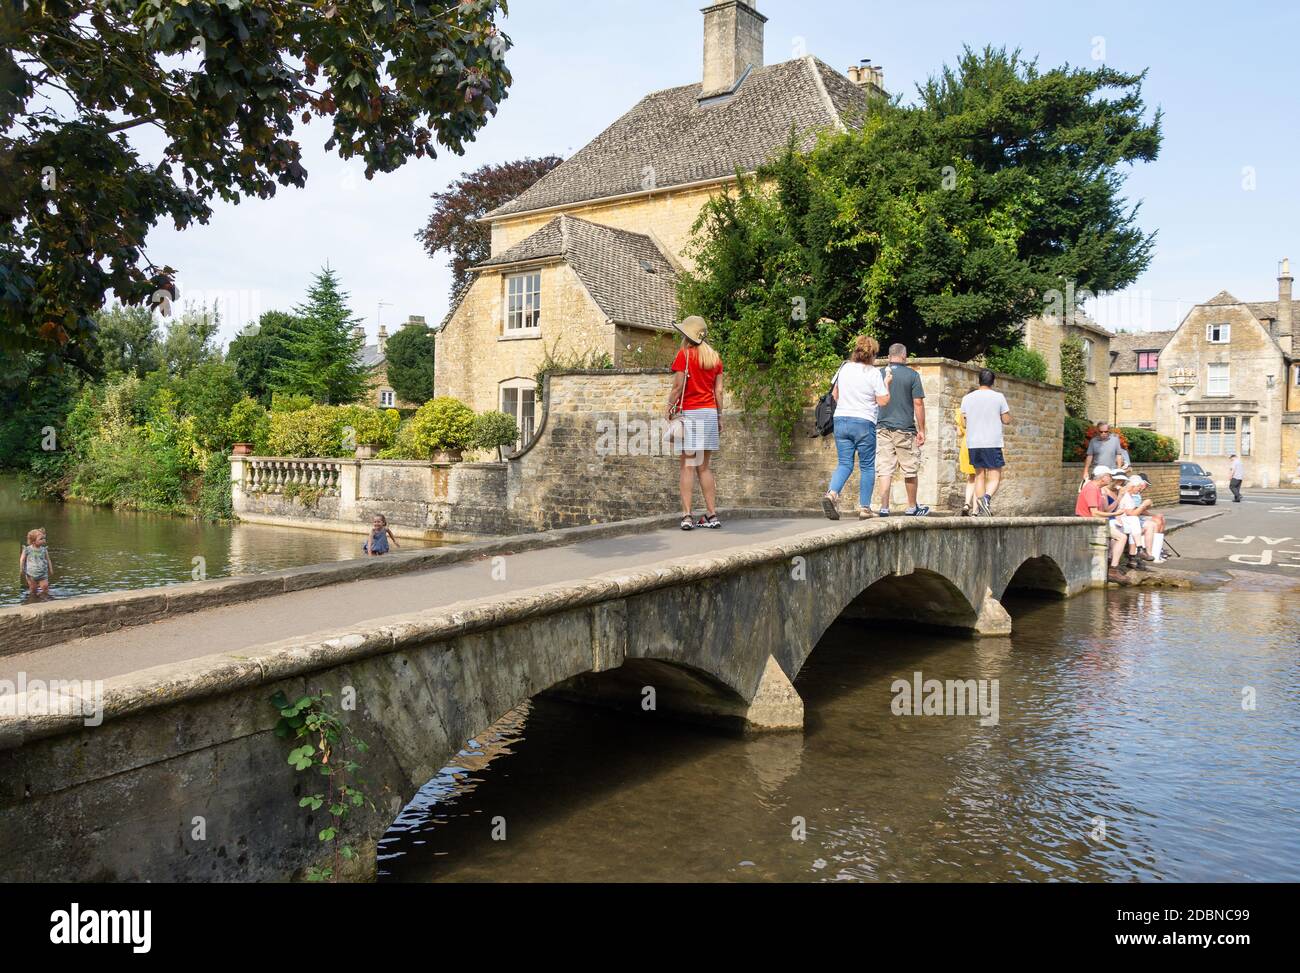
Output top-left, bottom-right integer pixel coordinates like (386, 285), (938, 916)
(0, 516), (1103, 882)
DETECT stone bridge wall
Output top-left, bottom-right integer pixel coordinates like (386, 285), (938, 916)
(233, 361), (1070, 536)
(0, 518), (1104, 883)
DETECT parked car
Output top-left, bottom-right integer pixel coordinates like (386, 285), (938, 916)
(1179, 462), (1217, 504)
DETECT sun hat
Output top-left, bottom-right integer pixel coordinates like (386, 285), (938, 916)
(1092, 465), (1113, 478)
(673, 315), (708, 345)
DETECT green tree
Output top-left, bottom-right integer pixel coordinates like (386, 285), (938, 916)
(227, 311), (299, 405)
(383, 324), (436, 404)
(274, 268), (368, 405)
(680, 46), (1160, 449)
(91, 305), (161, 379)
(160, 305), (221, 377)
(2, 1), (513, 367)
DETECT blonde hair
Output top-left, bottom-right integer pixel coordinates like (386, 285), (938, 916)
(685, 339), (721, 371)
(850, 334), (879, 365)
(26, 528), (44, 545)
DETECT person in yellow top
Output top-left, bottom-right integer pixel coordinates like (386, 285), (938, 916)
(954, 405), (977, 515)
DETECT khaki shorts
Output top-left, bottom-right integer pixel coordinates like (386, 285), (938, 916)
(877, 428), (920, 477)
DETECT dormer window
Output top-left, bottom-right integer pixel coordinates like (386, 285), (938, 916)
(1136, 351), (1159, 372)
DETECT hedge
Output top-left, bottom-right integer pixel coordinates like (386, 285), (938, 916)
(1063, 419), (1178, 463)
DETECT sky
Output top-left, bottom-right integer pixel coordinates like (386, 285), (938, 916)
(139, 0), (1300, 348)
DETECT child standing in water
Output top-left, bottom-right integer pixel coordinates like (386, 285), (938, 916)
(362, 515), (399, 556)
(19, 528), (52, 598)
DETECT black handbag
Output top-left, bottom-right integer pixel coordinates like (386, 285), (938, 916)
(811, 364), (844, 437)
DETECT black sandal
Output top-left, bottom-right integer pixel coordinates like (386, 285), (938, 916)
(698, 513), (722, 529)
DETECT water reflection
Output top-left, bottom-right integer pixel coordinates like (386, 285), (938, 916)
(379, 588), (1300, 883)
(0, 476), (443, 605)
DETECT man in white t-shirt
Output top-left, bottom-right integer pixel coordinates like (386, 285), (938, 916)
(959, 369), (1011, 516)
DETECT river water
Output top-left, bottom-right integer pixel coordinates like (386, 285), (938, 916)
(378, 586), (1300, 882)
(0, 477), (441, 606)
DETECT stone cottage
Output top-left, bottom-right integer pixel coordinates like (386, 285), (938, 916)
(432, 1), (882, 438)
(1111, 259), (1299, 487)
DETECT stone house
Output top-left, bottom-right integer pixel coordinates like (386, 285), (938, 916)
(1022, 313), (1114, 423)
(433, 1), (881, 436)
(357, 315), (431, 410)
(1110, 259), (1299, 487)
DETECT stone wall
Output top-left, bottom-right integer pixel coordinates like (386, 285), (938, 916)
(235, 362), (1073, 535)
(505, 360), (1068, 529)
(1023, 315), (1113, 423)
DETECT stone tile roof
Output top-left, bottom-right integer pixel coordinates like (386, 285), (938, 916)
(1109, 330), (1174, 373)
(475, 215), (679, 331)
(1246, 300), (1300, 322)
(484, 57), (869, 220)
(359, 344), (384, 369)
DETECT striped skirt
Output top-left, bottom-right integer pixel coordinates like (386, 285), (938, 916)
(679, 408), (720, 452)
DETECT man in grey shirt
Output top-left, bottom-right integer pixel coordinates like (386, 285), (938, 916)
(1083, 423), (1123, 479)
(875, 343), (928, 516)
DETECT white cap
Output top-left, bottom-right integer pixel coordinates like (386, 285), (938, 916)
(1111, 473), (1129, 483)
(1092, 465), (1113, 478)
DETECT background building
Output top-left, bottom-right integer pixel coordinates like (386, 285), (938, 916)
(358, 315), (431, 410)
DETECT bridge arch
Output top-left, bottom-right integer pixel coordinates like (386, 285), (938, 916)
(1002, 555), (1071, 598)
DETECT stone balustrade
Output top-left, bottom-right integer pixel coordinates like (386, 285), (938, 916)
(245, 457), (344, 497)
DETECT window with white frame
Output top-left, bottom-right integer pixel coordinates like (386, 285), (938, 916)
(1207, 362), (1230, 396)
(504, 272), (541, 332)
(378, 388), (395, 407)
(1241, 416), (1252, 456)
(1206, 322), (1231, 343)
(499, 379), (536, 448)
(1294, 364), (1300, 386)
(1191, 415), (1237, 456)
(1081, 337), (1094, 380)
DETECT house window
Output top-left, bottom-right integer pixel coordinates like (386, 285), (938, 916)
(1206, 322), (1231, 343)
(1136, 351), (1159, 372)
(1081, 337), (1094, 380)
(1183, 417), (1191, 456)
(505, 272), (541, 332)
(378, 388), (395, 408)
(1293, 364), (1300, 386)
(1191, 415), (1237, 456)
(500, 379), (536, 449)
(1241, 417), (1252, 457)
(1206, 362), (1230, 397)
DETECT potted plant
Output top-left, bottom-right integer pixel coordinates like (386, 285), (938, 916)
(472, 410), (522, 461)
(406, 397), (476, 463)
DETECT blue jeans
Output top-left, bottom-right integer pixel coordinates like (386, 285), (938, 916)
(828, 416), (877, 507)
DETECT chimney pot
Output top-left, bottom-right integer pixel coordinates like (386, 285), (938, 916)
(1279, 256), (1293, 354)
(700, 1), (767, 99)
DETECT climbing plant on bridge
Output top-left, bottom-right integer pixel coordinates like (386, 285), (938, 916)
(272, 690), (373, 883)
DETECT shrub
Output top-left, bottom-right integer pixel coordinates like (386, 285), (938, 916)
(404, 397), (476, 455)
(198, 452), (233, 520)
(270, 391), (314, 413)
(267, 405), (351, 457)
(1118, 426), (1178, 463)
(225, 396), (271, 450)
(1062, 416), (1089, 460)
(472, 410), (521, 460)
(984, 344), (1048, 384)
(339, 405), (400, 448)
(1059, 335), (1088, 419)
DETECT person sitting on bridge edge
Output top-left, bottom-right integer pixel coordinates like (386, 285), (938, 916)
(1075, 466), (1128, 584)
(822, 334), (892, 521)
(19, 526), (52, 598)
(874, 343), (927, 517)
(668, 315), (724, 530)
(1129, 474), (1168, 563)
(1114, 476), (1157, 571)
(363, 515), (399, 556)
(960, 370), (1011, 517)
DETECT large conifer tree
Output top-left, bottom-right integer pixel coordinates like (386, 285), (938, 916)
(274, 268), (368, 405)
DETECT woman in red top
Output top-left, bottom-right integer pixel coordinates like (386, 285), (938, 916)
(668, 315), (724, 530)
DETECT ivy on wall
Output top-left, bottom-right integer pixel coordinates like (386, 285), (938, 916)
(1059, 335), (1089, 420)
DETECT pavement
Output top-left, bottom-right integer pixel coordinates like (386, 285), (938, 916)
(0, 517), (837, 684)
(1154, 489), (1300, 578)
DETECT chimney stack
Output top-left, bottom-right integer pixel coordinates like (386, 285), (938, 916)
(377, 324), (388, 353)
(1278, 258), (1293, 354)
(849, 60), (886, 94)
(404, 314), (427, 329)
(701, 1), (766, 99)
(352, 325), (365, 346)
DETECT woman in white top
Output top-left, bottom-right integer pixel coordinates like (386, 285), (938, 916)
(822, 334), (892, 519)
